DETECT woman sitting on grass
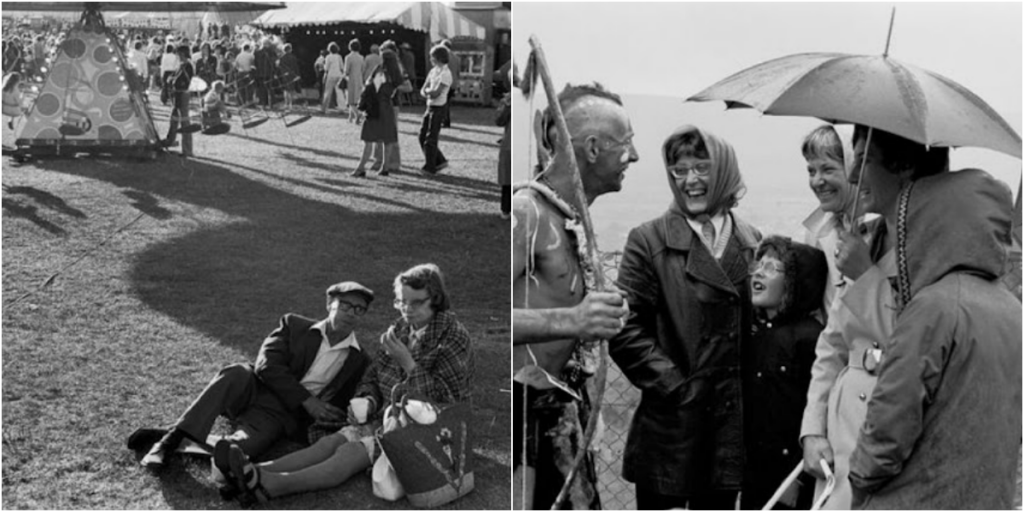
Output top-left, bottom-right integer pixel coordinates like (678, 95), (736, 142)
(218, 263), (475, 504)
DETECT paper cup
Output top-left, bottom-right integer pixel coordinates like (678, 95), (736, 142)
(350, 397), (370, 424)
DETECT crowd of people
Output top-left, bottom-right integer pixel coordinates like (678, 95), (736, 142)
(512, 79), (1022, 510)
(2, 18), (511, 218)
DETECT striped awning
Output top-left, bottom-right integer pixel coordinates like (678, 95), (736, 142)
(253, 2), (486, 40)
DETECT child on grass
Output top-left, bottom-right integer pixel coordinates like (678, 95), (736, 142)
(741, 235), (828, 509)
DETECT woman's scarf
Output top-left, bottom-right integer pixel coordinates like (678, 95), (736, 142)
(662, 125), (746, 220)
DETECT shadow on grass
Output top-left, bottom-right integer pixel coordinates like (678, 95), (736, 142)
(27, 153), (510, 509)
(398, 130), (499, 150)
(1, 197), (68, 235)
(3, 185), (87, 219)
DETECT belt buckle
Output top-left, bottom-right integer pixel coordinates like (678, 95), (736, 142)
(862, 348), (882, 375)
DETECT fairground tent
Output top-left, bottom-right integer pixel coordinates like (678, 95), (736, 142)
(252, 2), (487, 41)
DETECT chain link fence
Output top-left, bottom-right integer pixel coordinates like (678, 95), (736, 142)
(592, 250), (640, 510)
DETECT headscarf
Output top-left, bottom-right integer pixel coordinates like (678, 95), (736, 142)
(662, 125), (746, 219)
(895, 168), (1013, 313)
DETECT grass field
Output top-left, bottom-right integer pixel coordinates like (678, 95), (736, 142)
(1, 97), (510, 509)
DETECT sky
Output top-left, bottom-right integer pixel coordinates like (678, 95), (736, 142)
(512, 2), (1023, 249)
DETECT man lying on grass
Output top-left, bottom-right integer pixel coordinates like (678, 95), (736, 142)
(132, 281), (374, 470)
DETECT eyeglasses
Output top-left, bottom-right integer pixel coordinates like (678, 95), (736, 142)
(335, 300), (368, 316)
(669, 161), (713, 179)
(393, 297), (431, 310)
(749, 260), (786, 278)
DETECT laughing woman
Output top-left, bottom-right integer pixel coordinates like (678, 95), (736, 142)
(798, 125), (860, 312)
(217, 263), (474, 505)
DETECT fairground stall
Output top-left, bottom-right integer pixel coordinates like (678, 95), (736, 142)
(252, 2), (493, 104)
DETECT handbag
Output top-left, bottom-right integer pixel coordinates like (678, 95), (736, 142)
(378, 393), (474, 508)
(372, 452), (405, 501)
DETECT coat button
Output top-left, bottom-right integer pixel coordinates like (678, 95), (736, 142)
(780, 365), (787, 372)
(756, 371), (763, 378)
(782, 449), (789, 456)
(859, 393), (867, 401)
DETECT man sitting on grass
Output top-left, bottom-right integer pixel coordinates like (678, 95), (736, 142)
(133, 281), (374, 470)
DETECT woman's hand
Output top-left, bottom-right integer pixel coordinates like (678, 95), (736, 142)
(382, 326), (416, 373)
(802, 435), (835, 480)
(835, 229), (872, 281)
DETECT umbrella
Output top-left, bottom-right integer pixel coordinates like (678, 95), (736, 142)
(2, 2), (284, 13)
(687, 52), (1022, 159)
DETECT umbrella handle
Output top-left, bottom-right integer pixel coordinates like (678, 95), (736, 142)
(849, 126), (874, 226)
(812, 459), (837, 511)
(762, 463), (804, 510)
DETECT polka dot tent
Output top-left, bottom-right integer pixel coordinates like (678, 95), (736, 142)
(16, 22), (160, 148)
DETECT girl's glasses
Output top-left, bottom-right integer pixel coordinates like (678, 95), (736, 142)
(749, 260), (785, 278)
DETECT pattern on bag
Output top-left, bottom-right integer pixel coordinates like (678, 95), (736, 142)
(414, 421), (468, 492)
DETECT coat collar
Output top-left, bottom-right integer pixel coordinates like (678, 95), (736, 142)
(664, 210), (759, 252)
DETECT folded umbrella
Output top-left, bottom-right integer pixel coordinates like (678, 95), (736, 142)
(688, 52), (1021, 159)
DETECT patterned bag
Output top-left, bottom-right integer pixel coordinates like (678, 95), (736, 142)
(378, 401), (474, 508)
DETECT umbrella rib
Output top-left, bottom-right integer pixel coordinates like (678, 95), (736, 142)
(927, 70), (1023, 146)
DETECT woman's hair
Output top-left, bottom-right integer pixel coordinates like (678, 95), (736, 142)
(328, 42), (340, 54)
(665, 130), (710, 164)
(348, 38), (361, 52)
(801, 125), (845, 164)
(3, 72), (22, 93)
(394, 263), (450, 313)
(200, 42), (210, 53)
(176, 44), (191, 58)
(211, 80), (225, 92)
(283, 43), (292, 53)
(853, 125), (949, 179)
(429, 44), (450, 65)
(381, 40), (398, 54)
(382, 50), (403, 84)
(165, 43), (175, 53)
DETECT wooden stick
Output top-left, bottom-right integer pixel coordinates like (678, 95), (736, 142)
(525, 35), (608, 511)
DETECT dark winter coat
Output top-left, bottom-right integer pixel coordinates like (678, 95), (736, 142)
(740, 236), (828, 509)
(613, 126), (762, 496)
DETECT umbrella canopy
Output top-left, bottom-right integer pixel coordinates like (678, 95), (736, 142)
(253, 2), (487, 40)
(688, 52), (1022, 159)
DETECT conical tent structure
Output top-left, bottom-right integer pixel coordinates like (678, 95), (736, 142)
(15, 9), (161, 156)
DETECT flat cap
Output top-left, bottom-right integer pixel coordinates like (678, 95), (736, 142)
(325, 281), (374, 304)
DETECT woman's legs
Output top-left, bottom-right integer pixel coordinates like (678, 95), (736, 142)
(258, 441), (371, 499)
(321, 76), (340, 113)
(352, 142), (374, 177)
(256, 432), (348, 474)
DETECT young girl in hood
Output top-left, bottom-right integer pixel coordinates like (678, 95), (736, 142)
(741, 236), (828, 509)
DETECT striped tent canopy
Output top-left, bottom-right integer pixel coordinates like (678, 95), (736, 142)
(253, 2), (486, 41)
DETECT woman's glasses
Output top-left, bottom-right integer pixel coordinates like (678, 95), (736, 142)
(669, 161), (713, 179)
(749, 259), (786, 278)
(393, 297), (430, 311)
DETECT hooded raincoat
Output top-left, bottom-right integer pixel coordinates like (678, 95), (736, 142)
(848, 169), (1022, 509)
(741, 237), (829, 509)
(612, 125), (761, 497)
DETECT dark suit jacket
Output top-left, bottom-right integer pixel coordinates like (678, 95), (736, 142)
(254, 314), (370, 432)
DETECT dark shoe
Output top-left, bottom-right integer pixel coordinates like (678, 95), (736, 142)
(213, 440), (235, 489)
(161, 139), (178, 148)
(435, 161), (449, 173)
(140, 429), (183, 469)
(7, 121), (12, 130)
(350, 169), (367, 177)
(419, 165), (437, 176)
(229, 445), (270, 505)
(376, 169), (391, 177)
(127, 427), (168, 452)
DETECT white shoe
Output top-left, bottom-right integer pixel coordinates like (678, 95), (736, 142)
(140, 442), (167, 468)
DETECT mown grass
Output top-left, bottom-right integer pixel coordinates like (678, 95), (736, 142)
(1, 98), (510, 509)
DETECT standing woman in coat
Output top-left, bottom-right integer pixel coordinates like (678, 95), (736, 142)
(350, 52), (401, 177)
(799, 126), (949, 509)
(342, 39), (364, 124)
(845, 168), (1021, 508)
(611, 125), (761, 509)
